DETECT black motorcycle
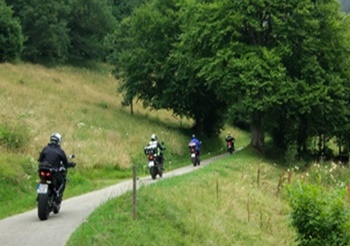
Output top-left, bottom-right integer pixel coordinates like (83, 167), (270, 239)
(37, 155), (75, 220)
(226, 139), (235, 154)
(144, 145), (164, 180)
(188, 142), (200, 166)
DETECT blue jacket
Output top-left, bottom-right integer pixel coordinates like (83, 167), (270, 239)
(189, 137), (201, 151)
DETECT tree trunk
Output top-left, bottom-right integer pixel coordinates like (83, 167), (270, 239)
(130, 99), (133, 115)
(297, 116), (308, 156)
(251, 111), (265, 153)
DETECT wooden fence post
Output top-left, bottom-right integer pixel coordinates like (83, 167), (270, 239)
(133, 165), (137, 220)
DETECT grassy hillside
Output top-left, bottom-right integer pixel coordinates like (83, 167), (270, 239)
(3, 63), (350, 245)
(0, 62), (249, 219)
(67, 147), (298, 246)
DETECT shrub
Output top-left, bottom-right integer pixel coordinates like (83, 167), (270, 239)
(286, 183), (350, 245)
(0, 121), (29, 150)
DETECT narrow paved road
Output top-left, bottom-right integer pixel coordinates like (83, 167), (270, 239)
(0, 152), (235, 246)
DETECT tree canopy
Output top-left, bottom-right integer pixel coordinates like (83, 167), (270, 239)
(109, 0), (350, 156)
(0, 0), (23, 62)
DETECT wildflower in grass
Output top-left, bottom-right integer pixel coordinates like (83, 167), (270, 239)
(77, 122), (85, 128)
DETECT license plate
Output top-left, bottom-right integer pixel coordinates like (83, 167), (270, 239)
(37, 184), (48, 194)
(191, 153), (196, 158)
(148, 161), (154, 167)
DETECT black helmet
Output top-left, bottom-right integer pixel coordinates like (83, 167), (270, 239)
(50, 132), (62, 146)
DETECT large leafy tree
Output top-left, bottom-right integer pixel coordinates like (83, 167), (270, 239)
(109, 0), (350, 152)
(19, 0), (71, 63)
(176, 0), (350, 152)
(268, 0), (350, 154)
(0, 0), (23, 62)
(172, 0), (288, 149)
(68, 0), (117, 61)
(107, 1), (187, 121)
(108, 0), (227, 135)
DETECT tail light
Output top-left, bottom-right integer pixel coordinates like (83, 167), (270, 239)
(40, 171), (51, 177)
(149, 155), (154, 161)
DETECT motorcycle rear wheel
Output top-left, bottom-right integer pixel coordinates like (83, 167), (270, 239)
(38, 193), (50, 220)
(192, 157), (197, 166)
(150, 167), (157, 180)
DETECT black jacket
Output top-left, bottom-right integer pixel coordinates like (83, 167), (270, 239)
(38, 143), (68, 168)
(225, 136), (235, 142)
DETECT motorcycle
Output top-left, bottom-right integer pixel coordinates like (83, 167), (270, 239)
(188, 142), (200, 166)
(226, 139), (235, 154)
(144, 145), (164, 180)
(37, 155), (75, 220)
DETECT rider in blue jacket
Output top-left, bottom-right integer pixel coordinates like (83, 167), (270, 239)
(189, 134), (201, 154)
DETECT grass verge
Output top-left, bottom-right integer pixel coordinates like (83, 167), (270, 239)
(66, 147), (298, 246)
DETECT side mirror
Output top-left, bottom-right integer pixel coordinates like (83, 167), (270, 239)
(161, 141), (164, 145)
(69, 154), (75, 159)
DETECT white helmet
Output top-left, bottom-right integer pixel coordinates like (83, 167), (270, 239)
(50, 132), (62, 146)
(151, 133), (157, 141)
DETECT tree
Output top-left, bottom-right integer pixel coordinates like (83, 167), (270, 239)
(268, 0), (350, 155)
(68, 0), (117, 61)
(108, 0), (350, 152)
(18, 0), (71, 63)
(0, 0), (23, 62)
(180, 0), (350, 153)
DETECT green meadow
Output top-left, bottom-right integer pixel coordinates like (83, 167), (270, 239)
(2, 63), (350, 245)
(0, 62), (247, 219)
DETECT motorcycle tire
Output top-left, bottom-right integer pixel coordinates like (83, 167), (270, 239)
(191, 157), (197, 166)
(158, 165), (163, 178)
(38, 193), (50, 220)
(150, 167), (157, 180)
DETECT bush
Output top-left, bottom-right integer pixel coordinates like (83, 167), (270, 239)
(286, 183), (350, 245)
(0, 121), (29, 150)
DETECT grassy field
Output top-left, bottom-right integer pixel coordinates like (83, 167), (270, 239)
(2, 63), (350, 245)
(0, 62), (248, 219)
(66, 146), (298, 246)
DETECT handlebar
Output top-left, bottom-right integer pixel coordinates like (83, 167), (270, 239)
(67, 162), (76, 168)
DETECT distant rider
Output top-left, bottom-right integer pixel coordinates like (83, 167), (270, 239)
(147, 133), (166, 169)
(225, 132), (235, 151)
(38, 132), (74, 203)
(189, 134), (201, 156)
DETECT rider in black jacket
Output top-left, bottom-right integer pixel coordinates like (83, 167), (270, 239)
(38, 133), (68, 168)
(38, 132), (72, 203)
